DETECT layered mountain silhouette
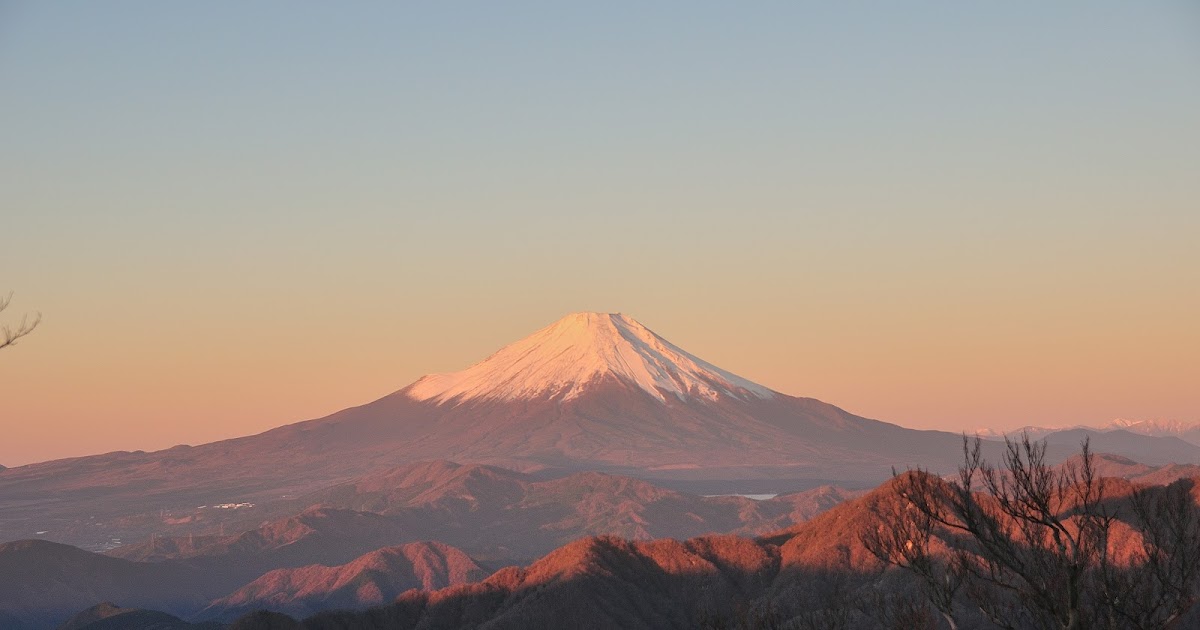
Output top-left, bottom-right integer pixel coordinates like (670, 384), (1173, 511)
(4, 312), (1200, 628)
(201, 542), (485, 620)
(0, 539), (217, 629)
(110, 460), (863, 567)
(57, 602), (220, 630)
(0, 465), (864, 629)
(13, 454), (1195, 628)
(3, 312), (1197, 552)
(211, 472), (1200, 630)
(0, 534), (482, 629)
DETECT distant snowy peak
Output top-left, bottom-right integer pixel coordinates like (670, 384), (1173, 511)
(1105, 418), (1198, 434)
(975, 418), (1200, 447)
(405, 312), (775, 405)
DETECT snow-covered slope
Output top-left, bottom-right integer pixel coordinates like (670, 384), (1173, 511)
(406, 312), (774, 405)
(1106, 418), (1200, 437)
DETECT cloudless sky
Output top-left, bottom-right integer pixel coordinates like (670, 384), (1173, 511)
(1, 2), (1198, 466)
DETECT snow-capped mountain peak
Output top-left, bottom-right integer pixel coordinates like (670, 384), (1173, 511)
(405, 312), (774, 405)
(1105, 418), (1197, 434)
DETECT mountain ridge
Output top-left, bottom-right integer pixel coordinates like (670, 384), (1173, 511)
(978, 418), (1200, 447)
(201, 542), (486, 620)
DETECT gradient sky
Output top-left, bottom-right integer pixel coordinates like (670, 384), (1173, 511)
(1, 3), (1198, 466)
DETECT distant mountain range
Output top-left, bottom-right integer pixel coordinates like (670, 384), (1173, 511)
(0, 463), (865, 629)
(107, 460), (863, 569)
(117, 465), (1200, 630)
(978, 418), (1200, 447)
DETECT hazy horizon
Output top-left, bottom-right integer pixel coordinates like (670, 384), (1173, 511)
(3, 2), (1198, 466)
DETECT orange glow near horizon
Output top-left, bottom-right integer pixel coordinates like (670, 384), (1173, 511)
(1, 3), (1197, 466)
(1, 280), (1196, 467)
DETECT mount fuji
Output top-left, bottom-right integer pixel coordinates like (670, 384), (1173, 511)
(259, 311), (970, 481)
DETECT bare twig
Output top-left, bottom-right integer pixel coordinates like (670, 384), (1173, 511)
(0, 292), (41, 350)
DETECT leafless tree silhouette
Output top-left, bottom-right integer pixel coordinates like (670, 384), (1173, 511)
(1101, 477), (1200, 629)
(863, 472), (964, 629)
(865, 434), (1200, 630)
(0, 292), (40, 351)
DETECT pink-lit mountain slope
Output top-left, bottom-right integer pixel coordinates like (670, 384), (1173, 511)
(267, 312), (976, 478)
(201, 542), (486, 620)
(218, 473), (1200, 630)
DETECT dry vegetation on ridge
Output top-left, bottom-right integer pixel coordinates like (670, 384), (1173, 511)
(223, 438), (1200, 630)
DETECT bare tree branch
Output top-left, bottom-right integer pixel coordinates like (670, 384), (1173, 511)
(0, 292), (41, 351)
(870, 434), (1200, 630)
